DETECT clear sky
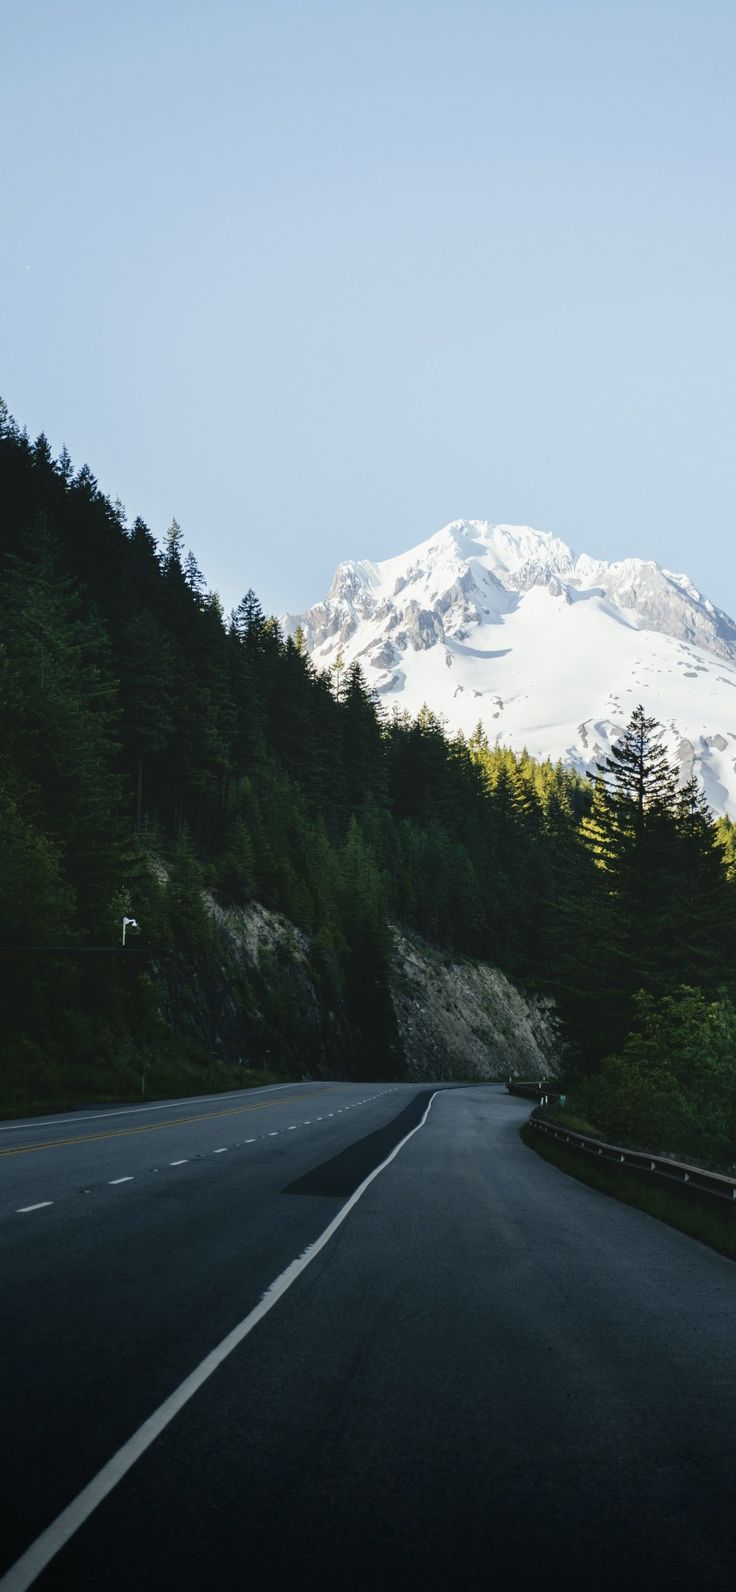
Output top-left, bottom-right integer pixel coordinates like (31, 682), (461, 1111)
(1, 0), (734, 620)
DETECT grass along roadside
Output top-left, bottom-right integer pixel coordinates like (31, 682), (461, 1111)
(539, 1106), (603, 1136)
(539, 1101), (736, 1177)
(520, 1121), (736, 1261)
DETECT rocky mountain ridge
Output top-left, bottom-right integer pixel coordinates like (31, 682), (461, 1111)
(286, 521), (736, 817)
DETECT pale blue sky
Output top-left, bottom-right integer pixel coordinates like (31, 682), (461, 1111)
(1, 0), (734, 618)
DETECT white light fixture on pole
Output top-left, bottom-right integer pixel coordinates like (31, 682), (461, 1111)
(122, 916), (139, 947)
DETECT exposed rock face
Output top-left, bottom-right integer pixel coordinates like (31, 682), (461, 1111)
(403, 603), (445, 651)
(155, 898), (333, 1077)
(389, 928), (558, 1083)
(155, 897), (557, 1083)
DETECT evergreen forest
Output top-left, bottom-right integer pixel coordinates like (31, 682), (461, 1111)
(2, 400), (736, 1156)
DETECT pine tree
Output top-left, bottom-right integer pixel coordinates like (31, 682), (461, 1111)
(669, 778), (736, 989)
(163, 518), (185, 571)
(339, 818), (399, 1077)
(598, 705), (677, 829)
(574, 706), (718, 1052)
(330, 649), (346, 700)
(167, 827), (212, 952)
(0, 396), (14, 439)
(218, 817), (255, 901)
(183, 550), (206, 597)
(0, 519), (125, 932)
(340, 662), (387, 819)
(232, 589), (266, 651)
(716, 815), (736, 881)
(119, 611), (176, 828)
(73, 463), (99, 499)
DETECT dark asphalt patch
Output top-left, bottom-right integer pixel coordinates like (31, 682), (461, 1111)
(284, 1089), (436, 1198)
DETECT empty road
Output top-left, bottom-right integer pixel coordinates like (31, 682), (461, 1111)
(2, 1082), (736, 1590)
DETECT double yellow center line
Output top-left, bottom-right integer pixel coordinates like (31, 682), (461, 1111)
(0, 1087), (344, 1158)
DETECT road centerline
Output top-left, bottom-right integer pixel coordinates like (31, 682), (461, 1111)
(0, 1087), (346, 1160)
(0, 1082), (305, 1136)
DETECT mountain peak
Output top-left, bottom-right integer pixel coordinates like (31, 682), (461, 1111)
(285, 520), (736, 816)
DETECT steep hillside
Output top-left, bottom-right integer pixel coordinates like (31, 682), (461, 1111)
(160, 899), (558, 1086)
(390, 929), (555, 1082)
(3, 409), (735, 1109)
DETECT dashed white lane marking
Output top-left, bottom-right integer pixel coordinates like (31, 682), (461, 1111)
(2, 1091), (440, 1591)
(11, 1091), (403, 1216)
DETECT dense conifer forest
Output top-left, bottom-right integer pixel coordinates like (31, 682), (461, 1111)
(2, 399), (736, 1151)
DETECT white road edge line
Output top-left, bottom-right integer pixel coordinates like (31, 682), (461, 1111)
(109, 1178), (133, 1186)
(1, 1090), (439, 1592)
(0, 1081), (306, 1134)
(16, 1202), (53, 1214)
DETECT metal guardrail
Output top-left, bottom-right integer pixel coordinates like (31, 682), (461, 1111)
(506, 1080), (561, 1104)
(527, 1113), (736, 1208)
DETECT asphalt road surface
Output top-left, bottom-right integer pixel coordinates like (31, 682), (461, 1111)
(2, 1081), (736, 1590)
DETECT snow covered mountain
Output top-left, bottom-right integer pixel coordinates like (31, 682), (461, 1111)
(284, 521), (736, 818)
